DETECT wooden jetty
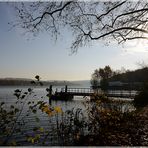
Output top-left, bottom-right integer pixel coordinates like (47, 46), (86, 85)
(50, 85), (94, 100)
(48, 85), (137, 101)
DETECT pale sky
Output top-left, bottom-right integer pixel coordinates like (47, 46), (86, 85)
(0, 2), (148, 81)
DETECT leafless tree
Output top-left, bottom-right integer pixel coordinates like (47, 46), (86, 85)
(12, 0), (148, 52)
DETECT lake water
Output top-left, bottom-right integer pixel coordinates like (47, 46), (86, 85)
(0, 86), (135, 146)
(0, 86), (90, 145)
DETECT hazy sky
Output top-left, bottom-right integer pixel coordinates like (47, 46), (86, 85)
(0, 2), (148, 81)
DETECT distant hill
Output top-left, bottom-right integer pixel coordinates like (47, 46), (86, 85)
(0, 78), (75, 86)
(0, 78), (33, 86)
(71, 80), (91, 87)
(0, 78), (90, 87)
(110, 67), (148, 83)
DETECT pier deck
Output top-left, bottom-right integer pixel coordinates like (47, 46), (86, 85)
(50, 86), (137, 100)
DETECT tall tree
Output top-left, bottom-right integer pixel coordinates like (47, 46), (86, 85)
(91, 69), (100, 90)
(99, 66), (113, 91)
(12, 0), (148, 52)
(91, 66), (113, 91)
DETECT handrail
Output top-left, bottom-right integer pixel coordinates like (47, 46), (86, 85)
(67, 88), (93, 92)
(61, 87), (94, 93)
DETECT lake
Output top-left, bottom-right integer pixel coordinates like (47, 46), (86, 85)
(0, 86), (135, 146)
(0, 86), (90, 145)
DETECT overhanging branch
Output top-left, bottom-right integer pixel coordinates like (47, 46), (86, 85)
(87, 27), (148, 40)
(112, 8), (148, 27)
(32, 1), (73, 28)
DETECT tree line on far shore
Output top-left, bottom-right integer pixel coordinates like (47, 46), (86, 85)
(91, 66), (148, 90)
(0, 78), (75, 86)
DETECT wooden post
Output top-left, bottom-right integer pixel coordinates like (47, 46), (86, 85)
(65, 85), (67, 93)
(49, 85), (52, 105)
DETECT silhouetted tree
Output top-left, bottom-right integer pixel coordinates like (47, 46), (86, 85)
(91, 66), (113, 91)
(91, 69), (100, 90)
(99, 66), (113, 91)
(12, 1), (148, 52)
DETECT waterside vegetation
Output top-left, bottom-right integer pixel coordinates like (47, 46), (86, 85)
(0, 73), (148, 146)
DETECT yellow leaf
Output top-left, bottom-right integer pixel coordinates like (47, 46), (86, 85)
(42, 108), (48, 112)
(42, 105), (49, 112)
(54, 106), (62, 113)
(27, 137), (32, 142)
(43, 105), (48, 108)
(39, 127), (44, 132)
(31, 138), (34, 144)
(11, 140), (16, 146)
(46, 110), (53, 116)
(35, 134), (40, 139)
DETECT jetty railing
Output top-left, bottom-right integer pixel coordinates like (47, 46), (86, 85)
(49, 85), (138, 101)
(61, 87), (94, 94)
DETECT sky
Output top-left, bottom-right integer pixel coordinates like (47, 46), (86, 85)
(0, 2), (148, 81)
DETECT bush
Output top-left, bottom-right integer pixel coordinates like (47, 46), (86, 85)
(134, 83), (148, 108)
(76, 95), (140, 146)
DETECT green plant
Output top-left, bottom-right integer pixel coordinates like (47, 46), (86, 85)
(0, 87), (41, 145)
(0, 75), (62, 146)
(54, 108), (87, 145)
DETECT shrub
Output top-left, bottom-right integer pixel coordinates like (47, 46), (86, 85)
(134, 83), (148, 108)
(75, 95), (140, 146)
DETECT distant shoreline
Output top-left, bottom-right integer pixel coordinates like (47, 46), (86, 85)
(0, 78), (90, 87)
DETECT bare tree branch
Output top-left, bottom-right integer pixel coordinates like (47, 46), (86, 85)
(83, 27), (148, 40)
(12, 0), (148, 52)
(97, 1), (127, 20)
(112, 8), (148, 27)
(32, 1), (73, 28)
